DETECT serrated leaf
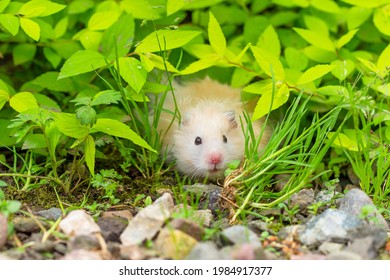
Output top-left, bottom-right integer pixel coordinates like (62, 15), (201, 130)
(20, 17), (40, 41)
(251, 46), (285, 80)
(0, 14), (19, 36)
(337, 29), (359, 49)
(18, 0), (65, 18)
(58, 50), (106, 79)
(167, 0), (185, 15)
(373, 4), (390, 36)
(377, 44), (390, 74)
(257, 24), (281, 57)
(293, 27), (335, 52)
(51, 112), (89, 139)
(76, 106), (96, 126)
(252, 83), (290, 120)
(208, 12), (226, 56)
(88, 11), (120, 31)
(92, 118), (156, 152)
(91, 90), (122, 106)
(135, 29), (201, 53)
(9, 92), (39, 113)
(331, 60), (355, 81)
(297, 64), (335, 85)
(116, 57), (147, 93)
(84, 135), (95, 175)
(0, 89), (9, 110)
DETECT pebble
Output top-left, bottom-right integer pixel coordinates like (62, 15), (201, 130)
(59, 210), (101, 236)
(154, 228), (198, 260)
(68, 235), (101, 251)
(299, 208), (363, 246)
(183, 183), (222, 214)
(0, 214), (7, 249)
(101, 210), (133, 220)
(97, 216), (128, 242)
(318, 242), (344, 255)
(168, 218), (204, 241)
(186, 241), (223, 260)
(13, 217), (43, 233)
(221, 225), (262, 247)
(289, 188), (315, 214)
(120, 193), (174, 246)
(192, 209), (213, 227)
(35, 208), (62, 221)
(339, 188), (389, 229)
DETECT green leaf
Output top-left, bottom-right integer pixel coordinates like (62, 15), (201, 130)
(297, 64), (335, 85)
(74, 30), (102, 51)
(0, 89), (9, 110)
(33, 71), (75, 92)
(43, 47), (62, 68)
(284, 47), (308, 71)
(120, 0), (162, 19)
(6, 200), (21, 214)
(251, 46), (285, 80)
(377, 44), (390, 74)
(0, 0), (10, 13)
(84, 135), (95, 176)
(180, 55), (220, 75)
(167, 0), (185, 15)
(76, 106), (97, 126)
(20, 17), (40, 41)
(293, 27), (335, 52)
(18, 0), (65, 18)
(0, 14), (19, 36)
(257, 24), (281, 57)
(91, 90), (122, 106)
(208, 12), (226, 56)
(101, 14), (134, 60)
(45, 123), (61, 158)
(88, 11), (120, 31)
(13, 43), (37, 65)
(92, 118), (156, 152)
(54, 17), (68, 38)
(68, 0), (94, 14)
(310, 0), (340, 13)
(337, 29), (359, 49)
(341, 0), (383, 8)
(347, 7), (372, 30)
(135, 29), (201, 53)
(252, 83), (290, 120)
(331, 60), (355, 81)
(58, 50), (106, 79)
(373, 4), (390, 36)
(22, 134), (47, 150)
(357, 57), (380, 75)
(9, 92), (39, 113)
(304, 15), (329, 36)
(328, 131), (359, 151)
(303, 46), (337, 63)
(140, 53), (179, 73)
(51, 112), (89, 139)
(116, 57), (147, 93)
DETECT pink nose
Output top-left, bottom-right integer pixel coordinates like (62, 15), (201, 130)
(208, 153), (222, 164)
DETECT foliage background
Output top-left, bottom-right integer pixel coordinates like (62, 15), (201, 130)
(0, 0), (389, 216)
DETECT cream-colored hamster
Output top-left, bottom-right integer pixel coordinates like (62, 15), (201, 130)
(156, 77), (269, 180)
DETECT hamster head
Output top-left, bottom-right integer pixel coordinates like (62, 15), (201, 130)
(172, 105), (245, 180)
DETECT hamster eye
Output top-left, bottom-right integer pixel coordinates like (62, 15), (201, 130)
(195, 136), (202, 145)
(223, 135), (227, 143)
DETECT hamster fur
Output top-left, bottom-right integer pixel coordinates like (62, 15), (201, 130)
(156, 77), (270, 180)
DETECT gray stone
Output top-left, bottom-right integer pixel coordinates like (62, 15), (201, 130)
(59, 210), (101, 236)
(229, 244), (267, 260)
(192, 209), (213, 227)
(186, 242), (223, 260)
(36, 208), (62, 221)
(13, 217), (43, 233)
(120, 193), (174, 246)
(183, 183), (222, 195)
(32, 241), (56, 253)
(168, 218), (204, 241)
(221, 225), (261, 247)
(183, 183), (222, 214)
(289, 188), (315, 214)
(318, 242), (344, 255)
(68, 235), (101, 251)
(299, 209), (363, 246)
(277, 225), (305, 240)
(326, 251), (363, 260)
(339, 188), (389, 229)
(274, 174), (291, 192)
(97, 216), (128, 242)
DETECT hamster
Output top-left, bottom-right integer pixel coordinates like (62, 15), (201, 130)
(155, 77), (269, 180)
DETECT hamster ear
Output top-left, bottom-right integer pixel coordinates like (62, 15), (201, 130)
(224, 110), (238, 128)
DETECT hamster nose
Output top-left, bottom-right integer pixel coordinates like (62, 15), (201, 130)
(208, 153), (222, 164)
